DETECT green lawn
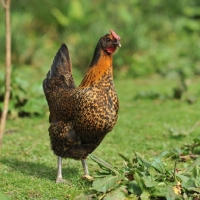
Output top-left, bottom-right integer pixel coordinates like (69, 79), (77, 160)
(0, 75), (200, 199)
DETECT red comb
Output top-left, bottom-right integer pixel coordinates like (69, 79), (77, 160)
(110, 30), (121, 40)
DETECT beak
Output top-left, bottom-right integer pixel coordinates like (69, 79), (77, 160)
(116, 41), (121, 47)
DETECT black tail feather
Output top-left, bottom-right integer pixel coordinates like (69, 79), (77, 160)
(48, 44), (72, 79)
(43, 44), (75, 91)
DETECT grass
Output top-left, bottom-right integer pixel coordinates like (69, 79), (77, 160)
(0, 75), (200, 199)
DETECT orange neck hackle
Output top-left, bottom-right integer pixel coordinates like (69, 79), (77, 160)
(79, 50), (113, 88)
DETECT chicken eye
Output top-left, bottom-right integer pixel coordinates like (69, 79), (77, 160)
(106, 38), (111, 42)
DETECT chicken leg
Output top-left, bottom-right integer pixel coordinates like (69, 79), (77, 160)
(81, 159), (94, 181)
(56, 156), (93, 183)
(56, 156), (69, 184)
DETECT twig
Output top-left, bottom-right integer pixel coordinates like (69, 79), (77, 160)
(0, 0), (12, 149)
(1, 0), (7, 8)
(172, 160), (177, 182)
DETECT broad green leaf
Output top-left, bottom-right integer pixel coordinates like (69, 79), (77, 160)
(184, 156), (200, 173)
(103, 185), (127, 200)
(94, 170), (112, 177)
(151, 183), (168, 197)
(175, 173), (190, 183)
(157, 182), (167, 187)
(22, 98), (45, 115)
(140, 190), (150, 200)
(159, 150), (172, 158)
(134, 172), (146, 191)
(148, 166), (159, 177)
(135, 152), (151, 168)
(142, 176), (158, 188)
(182, 179), (196, 188)
(74, 193), (94, 200)
(118, 153), (130, 162)
(193, 165), (199, 179)
(151, 157), (166, 174)
(127, 181), (142, 195)
(165, 186), (179, 200)
(193, 136), (200, 143)
(89, 154), (120, 175)
(92, 175), (122, 193)
(186, 187), (200, 193)
(172, 148), (183, 156)
(125, 194), (138, 200)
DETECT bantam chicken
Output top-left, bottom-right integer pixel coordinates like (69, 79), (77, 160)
(43, 30), (121, 183)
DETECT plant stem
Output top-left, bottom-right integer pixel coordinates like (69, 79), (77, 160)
(0, 0), (11, 149)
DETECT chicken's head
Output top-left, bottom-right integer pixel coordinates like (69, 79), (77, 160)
(101, 30), (121, 54)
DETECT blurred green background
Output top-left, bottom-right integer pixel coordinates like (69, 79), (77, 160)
(0, 0), (200, 118)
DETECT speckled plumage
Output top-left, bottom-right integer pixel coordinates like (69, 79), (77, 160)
(43, 32), (120, 163)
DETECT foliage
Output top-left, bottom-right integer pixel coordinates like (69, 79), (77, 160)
(0, 65), (47, 118)
(76, 143), (200, 199)
(1, 0), (200, 117)
(1, 0), (200, 75)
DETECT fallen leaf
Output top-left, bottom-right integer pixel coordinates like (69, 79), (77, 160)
(173, 182), (182, 195)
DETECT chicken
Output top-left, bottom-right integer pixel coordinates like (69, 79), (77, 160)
(43, 30), (121, 183)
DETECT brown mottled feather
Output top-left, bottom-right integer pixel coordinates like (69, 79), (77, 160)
(43, 33), (120, 160)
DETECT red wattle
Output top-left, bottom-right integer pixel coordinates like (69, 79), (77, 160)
(106, 47), (116, 53)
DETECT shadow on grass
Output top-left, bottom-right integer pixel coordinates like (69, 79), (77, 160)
(0, 157), (79, 182)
